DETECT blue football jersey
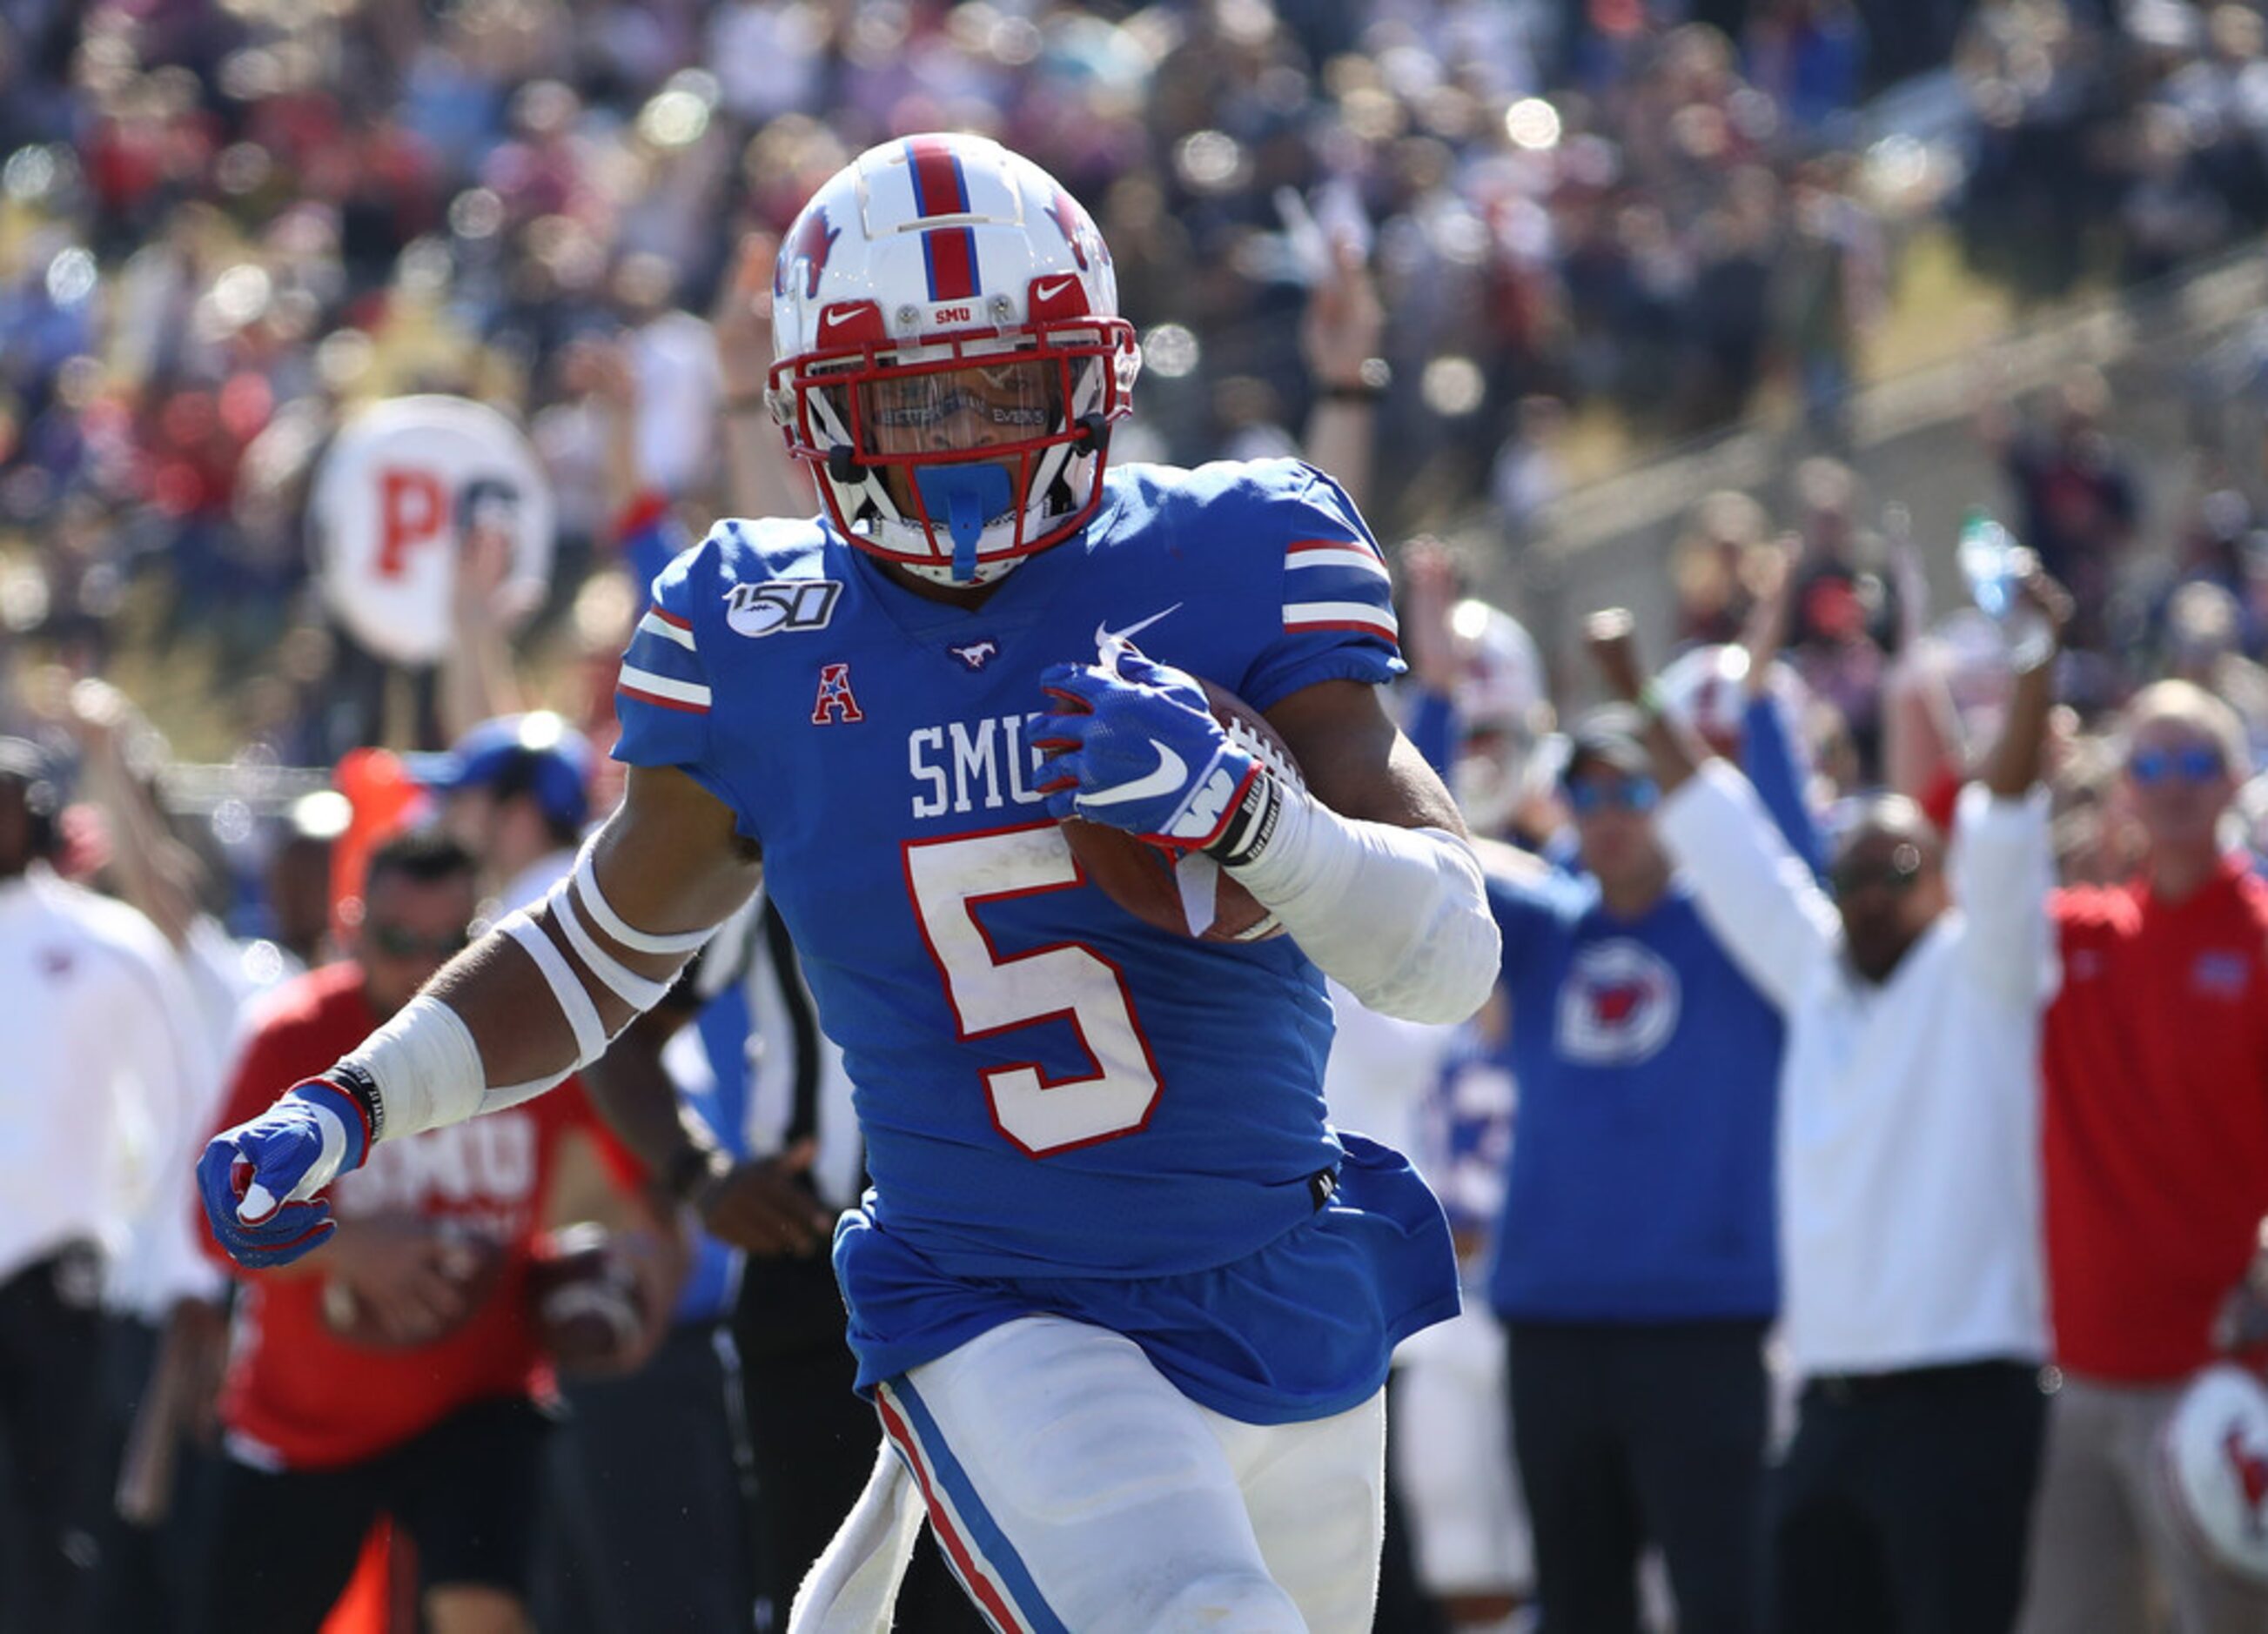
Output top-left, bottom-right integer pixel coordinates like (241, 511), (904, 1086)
(613, 459), (1459, 1417)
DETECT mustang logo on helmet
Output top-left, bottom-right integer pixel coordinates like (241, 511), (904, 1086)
(2159, 1363), (2268, 1585)
(2227, 1422), (2268, 1536)
(1044, 191), (1091, 271)
(778, 206), (842, 303)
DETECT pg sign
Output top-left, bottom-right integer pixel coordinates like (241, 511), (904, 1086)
(310, 396), (555, 666)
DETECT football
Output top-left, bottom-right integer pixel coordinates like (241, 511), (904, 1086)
(1055, 678), (1305, 942)
(318, 1221), (507, 1349)
(527, 1223), (652, 1378)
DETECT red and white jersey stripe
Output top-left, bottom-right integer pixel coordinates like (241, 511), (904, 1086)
(1283, 536), (1399, 646)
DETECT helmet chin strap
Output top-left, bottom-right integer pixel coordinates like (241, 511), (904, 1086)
(912, 463), (1016, 583)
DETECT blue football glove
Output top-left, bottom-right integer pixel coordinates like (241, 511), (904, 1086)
(1037, 641), (1262, 850)
(197, 1077), (372, 1269)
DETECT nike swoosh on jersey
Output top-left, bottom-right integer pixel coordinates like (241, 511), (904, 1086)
(1094, 603), (1184, 652)
(1077, 740), (1189, 807)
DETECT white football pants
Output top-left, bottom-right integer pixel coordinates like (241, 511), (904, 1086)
(795, 1313), (1386, 1634)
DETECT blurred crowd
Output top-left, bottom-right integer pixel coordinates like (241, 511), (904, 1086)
(11, 0), (2268, 753)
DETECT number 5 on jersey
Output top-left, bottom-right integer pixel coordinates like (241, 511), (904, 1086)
(904, 825), (1163, 1155)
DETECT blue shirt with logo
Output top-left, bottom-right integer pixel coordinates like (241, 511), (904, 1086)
(611, 459), (1459, 1422)
(1485, 862), (1785, 1324)
(1481, 684), (1815, 1323)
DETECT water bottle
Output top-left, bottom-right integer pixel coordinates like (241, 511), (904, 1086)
(1957, 508), (2022, 620)
(1957, 506), (2052, 668)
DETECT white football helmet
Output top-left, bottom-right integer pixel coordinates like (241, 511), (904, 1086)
(1657, 642), (1813, 772)
(1445, 598), (1551, 835)
(767, 133), (1140, 586)
(2159, 1363), (2268, 1584)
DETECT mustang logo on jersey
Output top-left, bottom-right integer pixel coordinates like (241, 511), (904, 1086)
(726, 579), (842, 638)
(1557, 939), (1681, 1066)
(949, 639), (1000, 671)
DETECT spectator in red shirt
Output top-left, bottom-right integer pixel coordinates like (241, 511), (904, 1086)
(2020, 680), (2268, 1634)
(196, 829), (665, 1634)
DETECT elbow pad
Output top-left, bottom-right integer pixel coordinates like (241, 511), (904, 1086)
(1214, 779), (1500, 1024)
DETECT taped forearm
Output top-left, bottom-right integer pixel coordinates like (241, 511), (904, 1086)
(339, 849), (717, 1140)
(336, 951), (615, 1142)
(1215, 781), (1500, 1024)
(337, 994), (504, 1140)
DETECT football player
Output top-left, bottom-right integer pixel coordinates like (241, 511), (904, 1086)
(201, 132), (1499, 1634)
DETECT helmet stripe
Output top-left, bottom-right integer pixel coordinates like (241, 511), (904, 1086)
(905, 137), (971, 216)
(905, 137), (980, 302)
(922, 226), (978, 302)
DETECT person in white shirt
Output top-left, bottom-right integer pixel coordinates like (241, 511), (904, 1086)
(1584, 577), (2066, 1634)
(0, 738), (211, 1627)
(60, 678), (314, 1627)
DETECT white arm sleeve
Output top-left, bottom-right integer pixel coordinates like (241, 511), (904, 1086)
(1227, 792), (1500, 1025)
(1948, 782), (2061, 1012)
(1655, 760), (1841, 1012)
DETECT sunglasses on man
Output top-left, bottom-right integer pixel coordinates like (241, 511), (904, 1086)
(2127, 745), (2225, 787)
(1567, 776), (1660, 816)
(366, 924), (472, 961)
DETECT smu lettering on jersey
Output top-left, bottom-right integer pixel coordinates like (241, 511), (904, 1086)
(614, 460), (1407, 1287)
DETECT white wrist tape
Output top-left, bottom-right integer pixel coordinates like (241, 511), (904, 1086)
(1227, 793), (1500, 1024)
(574, 844), (713, 956)
(548, 879), (674, 1011)
(341, 994), (493, 1139)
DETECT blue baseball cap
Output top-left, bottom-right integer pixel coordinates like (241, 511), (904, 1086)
(409, 713), (594, 833)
